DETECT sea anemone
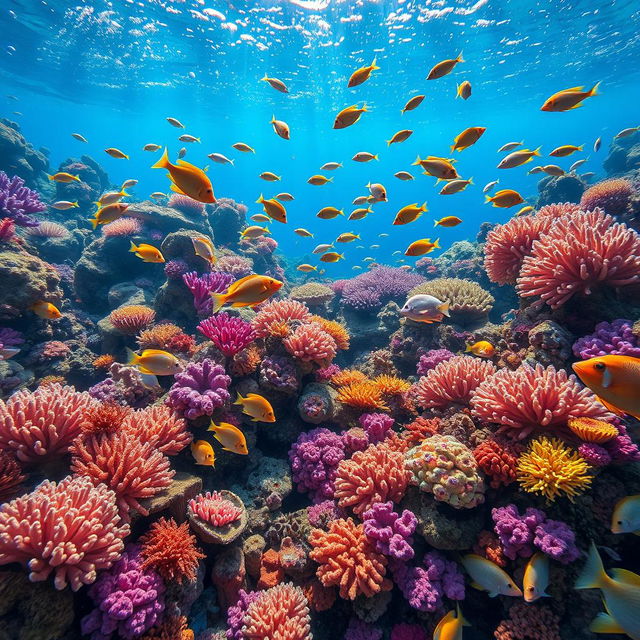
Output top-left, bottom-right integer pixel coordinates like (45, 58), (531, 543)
(188, 491), (243, 527)
(122, 405), (191, 456)
(102, 217), (143, 237)
(197, 312), (256, 357)
(109, 305), (156, 335)
(251, 299), (312, 338)
(330, 368), (367, 387)
(373, 374), (410, 396)
(309, 316), (350, 350)
(338, 381), (389, 411)
(82, 403), (131, 436)
(26, 221), (70, 239)
(137, 323), (182, 350)
(580, 178), (634, 216)
(168, 194), (205, 216)
(283, 322), (337, 366)
(566, 416), (619, 443)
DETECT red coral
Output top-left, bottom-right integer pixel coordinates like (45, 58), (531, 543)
(140, 517), (205, 584)
(165, 332), (195, 355)
(0, 218), (16, 242)
(0, 450), (26, 501)
(257, 548), (285, 589)
(473, 438), (523, 488)
(0, 475), (129, 591)
(283, 323), (337, 366)
(302, 578), (336, 612)
(517, 210), (640, 308)
(580, 178), (634, 216)
(411, 355), (497, 409)
(402, 416), (440, 444)
(83, 403), (131, 435)
(109, 305), (156, 335)
(474, 530), (507, 567)
(122, 404), (191, 456)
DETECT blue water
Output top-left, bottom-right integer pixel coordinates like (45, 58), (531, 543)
(2, 0), (640, 275)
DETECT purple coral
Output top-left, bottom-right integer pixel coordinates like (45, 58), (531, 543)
(533, 520), (580, 564)
(166, 359), (231, 420)
(573, 319), (640, 359)
(226, 589), (260, 640)
(289, 427), (346, 502)
(345, 618), (383, 640)
(164, 259), (189, 281)
(416, 349), (455, 375)
(307, 500), (346, 529)
(604, 422), (640, 462)
(259, 355), (300, 394)
(0, 171), (45, 227)
(578, 442), (612, 467)
(80, 545), (165, 640)
(182, 271), (234, 317)
(363, 502), (417, 561)
(197, 313), (255, 357)
(359, 413), (394, 444)
(390, 624), (428, 640)
(0, 327), (24, 348)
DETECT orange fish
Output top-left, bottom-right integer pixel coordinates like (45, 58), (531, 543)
(234, 392), (276, 423)
(191, 440), (215, 466)
(347, 57), (379, 87)
(211, 274), (283, 313)
(572, 355), (640, 419)
(30, 300), (62, 320)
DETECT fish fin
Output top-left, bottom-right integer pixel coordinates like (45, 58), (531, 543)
(434, 219), (439, 227)
(456, 83), (462, 98)
(90, 217), (98, 230)
(611, 568), (640, 587)
(589, 613), (626, 635)
(233, 392), (244, 406)
(470, 581), (486, 592)
(211, 293), (226, 313)
(465, 344), (472, 352)
(370, 56), (379, 70)
(125, 348), (138, 366)
(595, 396), (625, 416)
(47, 174), (54, 181)
(568, 103), (583, 110)
(438, 302), (450, 317)
(386, 139), (392, 146)
(533, 146), (542, 156)
(128, 241), (138, 253)
(457, 51), (464, 62)
(170, 183), (187, 195)
(578, 145), (584, 151)
(575, 543), (607, 590)
(256, 193), (264, 204)
(412, 155), (422, 166)
(270, 114), (276, 123)
(468, 176), (474, 185)
(589, 81), (601, 97)
(151, 147), (170, 169)
(484, 195), (493, 204)
(433, 238), (440, 248)
(260, 74), (268, 82)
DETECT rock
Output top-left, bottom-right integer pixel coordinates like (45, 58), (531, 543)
(137, 471), (203, 522)
(230, 456), (292, 510)
(26, 229), (85, 265)
(128, 201), (213, 236)
(0, 119), (51, 192)
(603, 130), (640, 175)
(298, 382), (340, 425)
(188, 490), (247, 545)
(207, 197), (247, 247)
(53, 156), (111, 218)
(107, 282), (152, 309)
(0, 360), (33, 399)
(536, 174), (586, 207)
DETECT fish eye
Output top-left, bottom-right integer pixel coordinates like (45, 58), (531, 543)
(617, 520), (623, 525)
(594, 362), (606, 371)
(527, 586), (535, 592)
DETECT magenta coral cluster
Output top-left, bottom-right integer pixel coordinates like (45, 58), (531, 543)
(182, 271), (234, 317)
(197, 312), (256, 357)
(416, 348), (455, 375)
(572, 318), (640, 359)
(363, 502), (417, 561)
(359, 412), (394, 444)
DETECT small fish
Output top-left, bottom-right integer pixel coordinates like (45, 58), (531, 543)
(370, 244), (380, 249)
(317, 207), (344, 220)
(240, 225), (271, 239)
(294, 228), (313, 237)
(207, 421), (248, 455)
(451, 127), (486, 152)
(611, 495), (640, 534)
(276, 192), (295, 201)
(394, 171), (414, 181)
(550, 144), (583, 157)
(461, 554), (522, 597)
(498, 141), (524, 153)
(352, 265), (362, 270)
(208, 152), (234, 165)
(260, 171), (281, 182)
(379, 233), (389, 237)
(261, 74), (289, 93)
(615, 126), (640, 139)
(191, 236), (216, 266)
(129, 241), (165, 263)
(515, 205), (535, 216)
(167, 117), (185, 128)
(456, 80), (472, 100)
(498, 147), (541, 169)
(528, 166), (545, 174)
(271, 115), (290, 140)
(126, 348), (182, 375)
(392, 250), (402, 255)
(575, 542), (640, 639)
(256, 194), (287, 223)
(313, 243), (334, 254)
(95, 189), (129, 207)
(191, 440), (215, 466)
(121, 179), (138, 189)
(71, 133), (88, 143)
(233, 142), (255, 153)
(150, 192), (167, 200)
(30, 300), (62, 320)
(334, 104), (369, 129)
(572, 355), (640, 419)
(297, 264), (317, 272)
(178, 134), (200, 143)
(352, 151), (378, 163)
(320, 252), (344, 263)
(363, 257), (375, 262)
(485, 189), (524, 208)
(400, 294), (449, 324)
(367, 182), (387, 201)
(143, 143), (162, 152)
(427, 52), (464, 80)
(594, 137), (602, 152)
(387, 129), (413, 145)
(483, 179), (499, 193)
(405, 238), (440, 256)
(250, 214), (271, 223)
(352, 196), (369, 205)
(523, 552), (550, 603)
(401, 94), (425, 114)
(570, 158), (588, 172)
(152, 148), (215, 203)
(434, 604), (469, 640)
(435, 216), (462, 227)
(348, 57), (379, 87)
(440, 178), (473, 195)
(413, 156), (459, 180)
(90, 203), (130, 229)
(321, 162), (342, 171)
(541, 82), (600, 112)
(211, 274), (282, 312)
(178, 147), (187, 159)
(348, 207), (372, 221)
(48, 172), (80, 183)
(234, 391), (276, 422)
(465, 340), (495, 358)
(0, 346), (20, 361)
(105, 148), (129, 160)
(336, 232), (359, 243)
(541, 164), (565, 176)
(393, 202), (427, 225)
(582, 171), (596, 180)
(308, 174), (332, 185)
(51, 201), (79, 210)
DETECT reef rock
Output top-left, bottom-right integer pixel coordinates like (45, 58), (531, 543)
(536, 174), (586, 207)
(0, 119), (51, 193)
(603, 130), (640, 176)
(129, 200), (213, 236)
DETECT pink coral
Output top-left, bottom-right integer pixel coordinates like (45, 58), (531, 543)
(215, 254), (253, 277)
(122, 405), (191, 456)
(334, 443), (410, 516)
(517, 210), (640, 308)
(283, 323), (337, 366)
(0, 383), (96, 464)
(168, 194), (205, 216)
(70, 431), (174, 520)
(197, 312), (256, 357)
(102, 217), (143, 237)
(0, 475), (129, 591)
(251, 299), (312, 338)
(411, 355), (496, 409)
(494, 602), (561, 640)
(536, 202), (582, 219)
(580, 178), (634, 216)
(188, 491), (242, 526)
(470, 364), (612, 439)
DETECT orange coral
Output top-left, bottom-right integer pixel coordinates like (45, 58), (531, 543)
(338, 381), (389, 411)
(329, 369), (367, 387)
(309, 517), (392, 600)
(567, 417), (618, 443)
(92, 354), (115, 369)
(302, 578), (336, 612)
(374, 374), (411, 396)
(257, 548), (284, 589)
(473, 530), (507, 567)
(122, 405), (191, 456)
(402, 416), (440, 444)
(140, 616), (194, 640)
(39, 375), (66, 386)
(140, 517), (205, 584)
(137, 323), (182, 350)
(109, 305), (156, 335)
(83, 403), (131, 435)
(310, 316), (350, 350)
(230, 345), (262, 376)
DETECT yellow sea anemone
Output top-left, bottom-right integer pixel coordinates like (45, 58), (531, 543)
(310, 316), (350, 351)
(517, 437), (592, 502)
(338, 381), (389, 411)
(373, 374), (410, 396)
(566, 417), (618, 443)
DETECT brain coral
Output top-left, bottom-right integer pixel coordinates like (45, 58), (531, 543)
(408, 278), (494, 326)
(470, 364), (612, 439)
(309, 517), (392, 600)
(405, 434), (485, 509)
(290, 282), (335, 306)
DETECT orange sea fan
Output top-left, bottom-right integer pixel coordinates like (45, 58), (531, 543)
(374, 374), (410, 396)
(338, 381), (389, 411)
(330, 369), (367, 387)
(309, 315), (350, 350)
(137, 323), (182, 350)
(38, 375), (66, 386)
(567, 417), (619, 443)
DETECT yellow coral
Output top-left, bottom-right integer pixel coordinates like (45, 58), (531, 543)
(567, 417), (618, 444)
(338, 382), (389, 411)
(373, 374), (410, 396)
(330, 369), (367, 387)
(517, 437), (592, 502)
(310, 316), (350, 351)
(137, 323), (182, 350)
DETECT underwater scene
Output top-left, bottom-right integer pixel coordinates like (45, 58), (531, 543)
(2, 0), (640, 638)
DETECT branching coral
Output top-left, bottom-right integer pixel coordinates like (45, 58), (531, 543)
(0, 171), (46, 227)
(122, 404), (191, 455)
(416, 348), (455, 375)
(338, 381), (389, 411)
(109, 305), (156, 335)
(182, 271), (235, 317)
(0, 475), (129, 590)
(473, 439), (522, 489)
(284, 322), (337, 365)
(363, 502), (417, 561)
(197, 312), (256, 357)
(137, 323), (182, 350)
(494, 602), (561, 640)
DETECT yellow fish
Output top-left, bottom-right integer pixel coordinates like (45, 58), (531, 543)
(348, 57), (379, 87)
(313, 243), (334, 254)
(90, 203), (130, 229)
(294, 228), (313, 238)
(261, 75), (288, 93)
(549, 144), (584, 157)
(465, 340), (495, 358)
(498, 147), (541, 169)
(51, 201), (79, 210)
(297, 264), (317, 272)
(259, 172), (281, 182)
(333, 104), (369, 129)
(308, 175), (332, 186)
(240, 225), (271, 239)
(256, 194), (287, 224)
(250, 214), (271, 223)
(541, 83), (600, 112)
(393, 202), (427, 226)
(207, 421), (248, 455)
(234, 392), (276, 423)
(48, 172), (80, 183)
(485, 189), (524, 208)
(515, 205), (535, 216)
(435, 216), (462, 227)
(336, 232), (359, 243)
(542, 165), (565, 176)
(611, 495), (640, 534)
(143, 143), (161, 152)
(348, 207), (372, 221)
(320, 252), (344, 263)
(317, 206), (344, 220)
(321, 162), (342, 171)
(394, 171), (414, 181)
(575, 542), (640, 639)
(461, 554), (522, 597)
(434, 604), (469, 640)
(191, 440), (215, 467)
(129, 241), (165, 263)
(270, 115), (290, 140)
(352, 196), (369, 205)
(439, 179), (473, 195)
(126, 348), (182, 376)
(413, 156), (459, 180)
(427, 52), (464, 80)
(523, 552), (550, 603)
(352, 152), (378, 163)
(95, 189), (129, 207)
(456, 80), (472, 100)
(405, 238), (440, 256)
(105, 148), (129, 160)
(276, 193), (295, 202)
(30, 300), (62, 320)
(166, 117), (185, 128)
(401, 94), (425, 114)
(367, 182), (387, 202)
(451, 127), (486, 152)
(191, 236), (216, 266)
(232, 142), (255, 153)
(387, 129), (413, 145)
(152, 148), (215, 203)
(211, 274), (283, 313)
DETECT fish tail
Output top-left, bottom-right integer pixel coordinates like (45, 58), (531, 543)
(386, 139), (392, 146)
(47, 174), (54, 181)
(256, 193), (264, 204)
(434, 219), (439, 227)
(371, 56), (379, 70)
(421, 201), (428, 211)
(328, 177), (334, 182)
(433, 238), (440, 248)
(456, 83), (461, 98)
(484, 194), (492, 204)
(465, 344), (471, 352)
(575, 543), (607, 590)
(211, 293), (226, 314)
(120, 190), (130, 197)
(233, 392), (244, 406)
(207, 421), (218, 432)
(468, 176), (474, 185)
(270, 113), (275, 123)
(534, 146), (542, 156)
(125, 348), (139, 366)
(128, 241), (138, 253)
(361, 102), (369, 112)
(373, 155), (378, 160)
(152, 147), (170, 169)
(589, 81), (601, 97)
(90, 217), (99, 230)
(412, 155), (422, 166)
(457, 51), (464, 62)
(578, 145), (584, 151)
(338, 210), (344, 216)
(72, 201), (79, 207)
(439, 301), (450, 317)
(450, 144), (456, 153)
